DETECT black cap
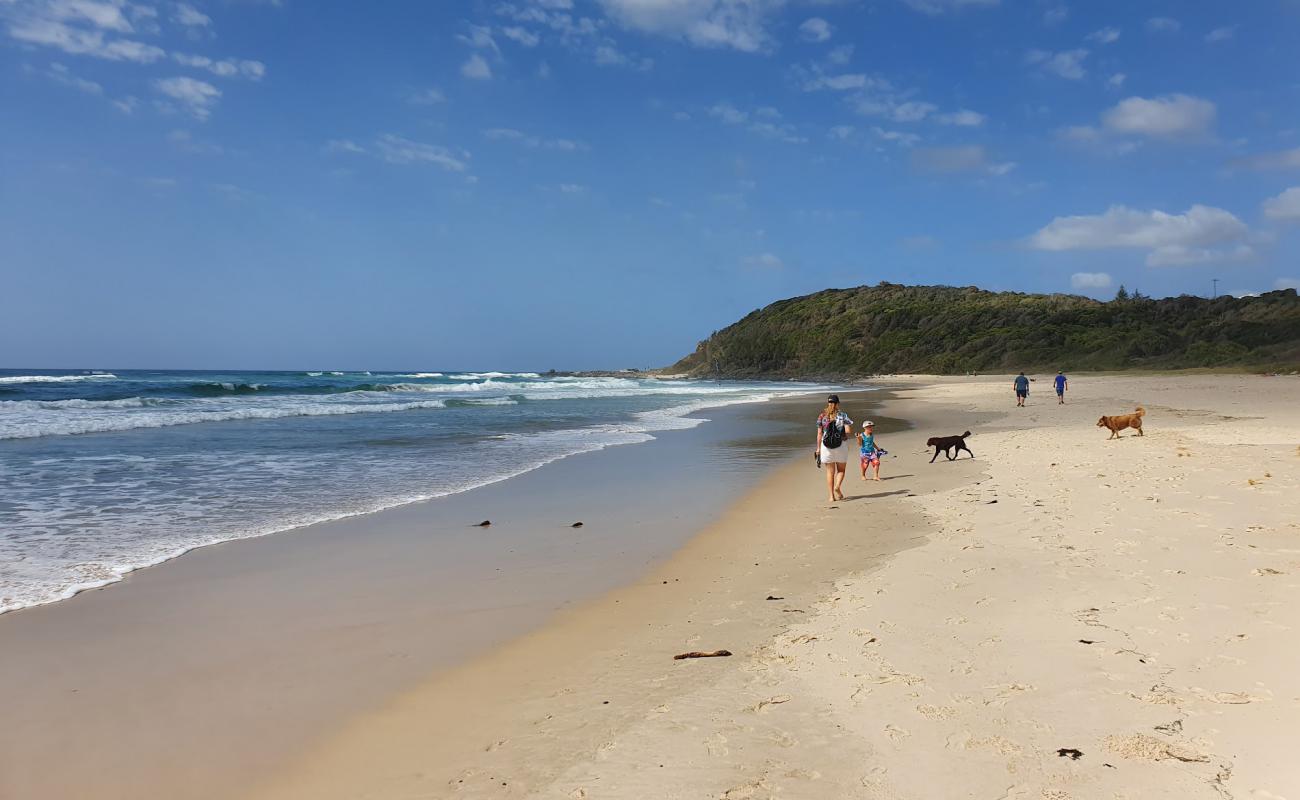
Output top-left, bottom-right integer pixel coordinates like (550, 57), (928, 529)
(827, 394), (840, 403)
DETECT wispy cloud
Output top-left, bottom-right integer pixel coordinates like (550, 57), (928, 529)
(911, 145), (1013, 175)
(461, 53), (492, 80)
(482, 128), (590, 151)
(708, 102), (806, 144)
(902, 0), (999, 15)
(153, 76), (222, 120)
(174, 3), (211, 28)
(596, 0), (780, 53)
(173, 53), (266, 80)
(407, 87), (446, 105)
(1205, 25), (1237, 44)
(375, 134), (470, 171)
(798, 17), (832, 43)
(1025, 48), (1088, 80)
(1085, 27), (1120, 45)
(1145, 17), (1181, 33)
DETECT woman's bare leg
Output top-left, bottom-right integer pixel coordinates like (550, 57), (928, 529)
(833, 464), (847, 500)
(825, 462), (837, 502)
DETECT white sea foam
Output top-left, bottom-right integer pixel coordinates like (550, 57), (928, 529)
(397, 372), (444, 378)
(447, 371), (540, 380)
(1, 378), (840, 613)
(0, 373), (118, 384)
(306, 372), (323, 376)
(0, 398), (448, 439)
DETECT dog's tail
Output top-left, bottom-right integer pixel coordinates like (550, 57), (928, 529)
(961, 430), (971, 438)
(1135, 406), (1146, 417)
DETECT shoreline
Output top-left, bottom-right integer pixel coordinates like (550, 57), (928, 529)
(1, 386), (829, 616)
(0, 388), (865, 800)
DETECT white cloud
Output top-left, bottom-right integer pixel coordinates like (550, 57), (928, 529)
(827, 125), (854, 140)
(153, 76), (221, 120)
(911, 144), (1010, 175)
(1102, 94), (1215, 138)
(1025, 48), (1088, 80)
(457, 24), (500, 53)
(173, 53), (266, 80)
(174, 3), (211, 28)
(1071, 272), (1112, 289)
(555, 183), (587, 193)
(802, 72), (875, 92)
(592, 42), (652, 70)
(1205, 25), (1237, 43)
(43, 0), (134, 32)
(375, 134), (469, 171)
(826, 44), (852, 65)
(936, 109), (986, 127)
(1028, 204), (1251, 266)
(709, 102), (749, 125)
(709, 102), (805, 143)
(1086, 26), (1120, 44)
(872, 127), (921, 147)
(798, 17), (832, 43)
(502, 26), (540, 46)
(461, 53), (492, 79)
(902, 0), (999, 15)
(1107, 73), (1126, 89)
(743, 252), (783, 269)
(596, 0), (780, 53)
(1145, 17), (1180, 33)
(111, 95), (139, 113)
(1262, 187), (1300, 222)
(323, 139), (366, 155)
(407, 87), (445, 105)
(1043, 5), (1067, 27)
(1229, 147), (1300, 172)
(44, 61), (102, 94)
(9, 17), (165, 62)
(482, 128), (589, 151)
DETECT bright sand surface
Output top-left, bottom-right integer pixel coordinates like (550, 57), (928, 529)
(246, 374), (1300, 800)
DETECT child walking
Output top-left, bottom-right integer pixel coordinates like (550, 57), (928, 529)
(859, 421), (885, 481)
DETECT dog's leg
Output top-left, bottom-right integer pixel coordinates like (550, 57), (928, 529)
(946, 448), (957, 461)
(1137, 426), (1144, 436)
(929, 447), (940, 463)
(967, 447), (975, 459)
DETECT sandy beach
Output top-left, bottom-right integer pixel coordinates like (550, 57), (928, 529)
(247, 374), (1300, 800)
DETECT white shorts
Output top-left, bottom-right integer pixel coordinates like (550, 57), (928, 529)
(820, 443), (849, 464)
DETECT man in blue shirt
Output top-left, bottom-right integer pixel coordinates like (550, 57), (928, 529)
(1054, 371), (1068, 404)
(1013, 372), (1030, 407)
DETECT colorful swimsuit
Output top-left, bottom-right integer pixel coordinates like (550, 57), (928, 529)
(860, 433), (880, 466)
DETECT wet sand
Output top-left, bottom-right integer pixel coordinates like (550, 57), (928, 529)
(0, 390), (866, 800)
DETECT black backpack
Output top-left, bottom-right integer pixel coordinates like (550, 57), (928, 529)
(821, 417), (843, 449)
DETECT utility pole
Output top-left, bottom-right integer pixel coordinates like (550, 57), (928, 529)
(1212, 278), (1219, 299)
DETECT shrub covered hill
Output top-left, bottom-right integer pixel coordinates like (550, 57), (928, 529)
(668, 283), (1300, 378)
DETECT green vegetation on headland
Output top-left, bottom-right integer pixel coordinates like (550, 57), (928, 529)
(668, 283), (1300, 378)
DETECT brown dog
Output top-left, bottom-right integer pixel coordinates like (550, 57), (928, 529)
(1097, 407), (1146, 439)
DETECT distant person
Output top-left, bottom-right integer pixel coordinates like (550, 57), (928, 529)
(816, 394), (853, 503)
(858, 420), (885, 482)
(1014, 372), (1030, 407)
(1054, 371), (1068, 404)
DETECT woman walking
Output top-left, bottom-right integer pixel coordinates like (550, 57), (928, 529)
(816, 394), (853, 503)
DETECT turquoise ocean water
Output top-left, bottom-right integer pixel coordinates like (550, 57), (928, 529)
(0, 368), (823, 613)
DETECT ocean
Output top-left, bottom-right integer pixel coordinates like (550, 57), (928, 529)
(0, 369), (824, 614)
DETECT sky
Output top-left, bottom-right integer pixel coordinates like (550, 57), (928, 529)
(2, 0), (1299, 370)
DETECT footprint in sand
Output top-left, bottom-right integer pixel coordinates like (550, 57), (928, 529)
(706, 732), (730, 757)
(1104, 733), (1210, 763)
(884, 723), (911, 741)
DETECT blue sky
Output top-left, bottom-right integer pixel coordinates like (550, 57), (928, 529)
(3, 0), (1299, 369)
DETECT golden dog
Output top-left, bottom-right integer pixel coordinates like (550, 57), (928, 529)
(1097, 406), (1145, 439)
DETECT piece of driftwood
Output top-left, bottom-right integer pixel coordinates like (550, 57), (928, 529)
(673, 650), (732, 660)
(571, 522), (584, 528)
(476, 520), (492, 527)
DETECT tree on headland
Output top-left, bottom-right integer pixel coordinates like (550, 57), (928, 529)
(668, 283), (1300, 377)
